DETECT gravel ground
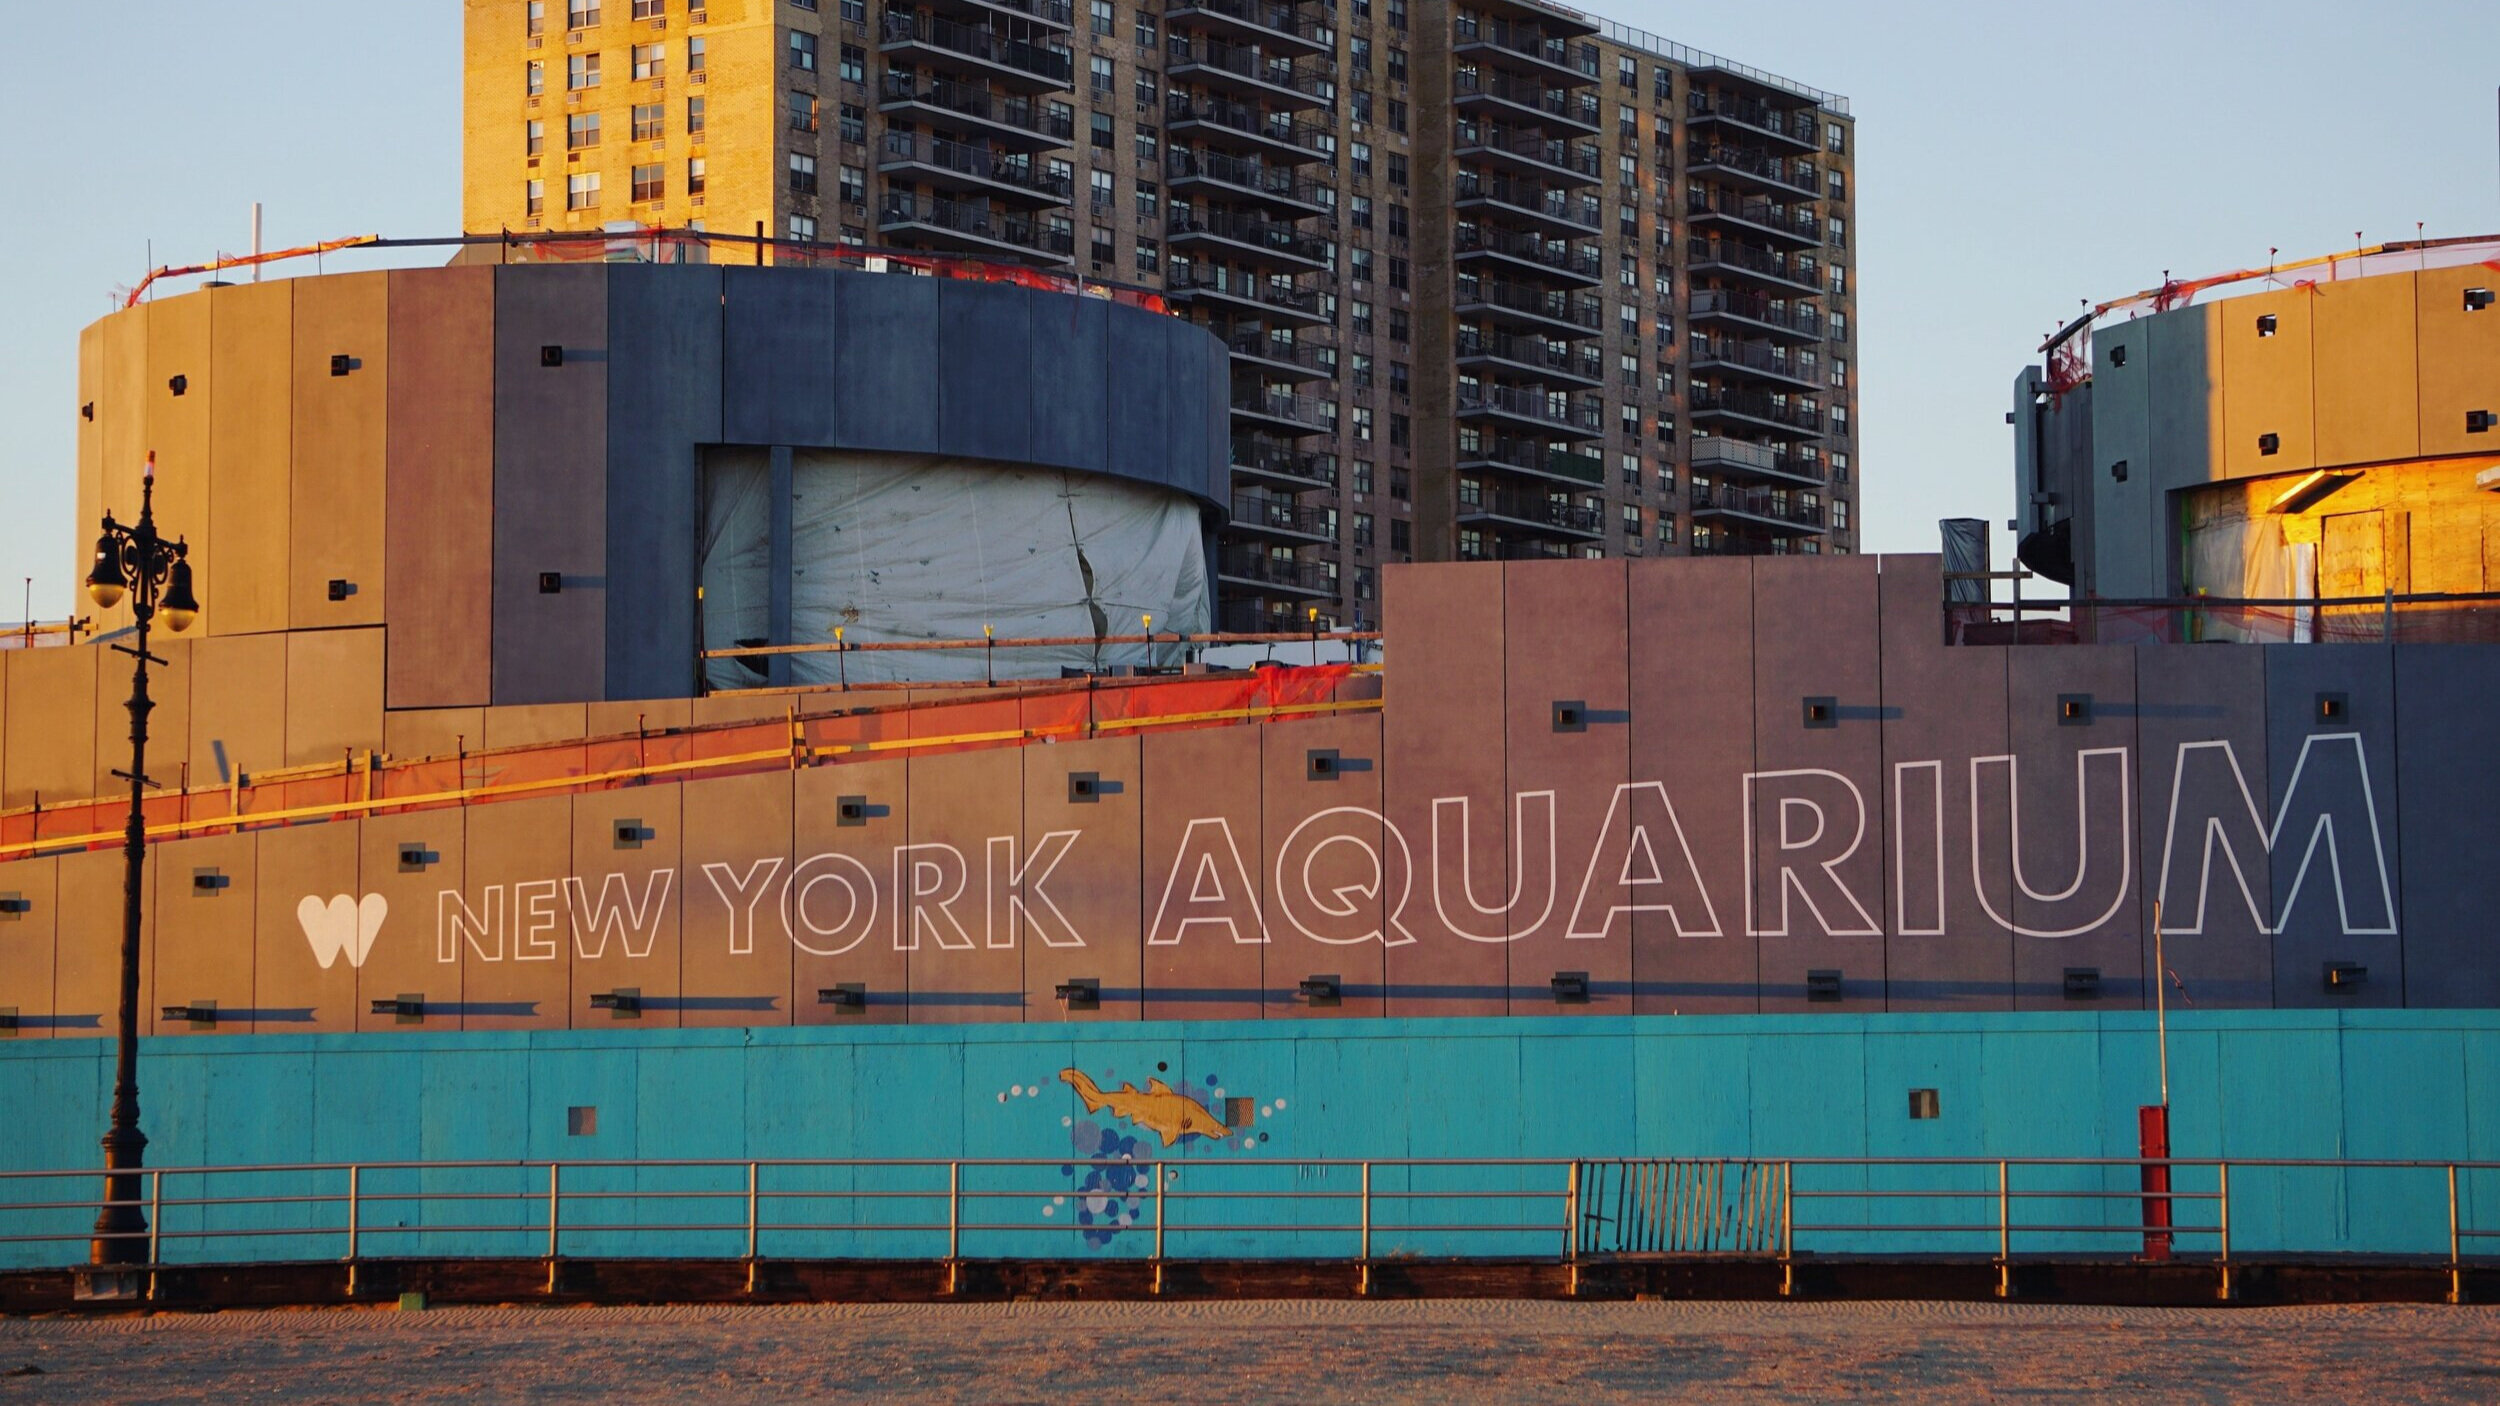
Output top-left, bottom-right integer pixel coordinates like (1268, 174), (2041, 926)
(1, 1299), (2495, 1403)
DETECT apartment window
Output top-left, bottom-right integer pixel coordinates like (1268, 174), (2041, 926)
(1618, 204), (1638, 237)
(1622, 504), (1643, 536)
(686, 36), (705, 72)
(1831, 451), (1850, 483)
(1380, 362), (1402, 396)
(1351, 406), (1374, 442)
(1617, 55), (1636, 88)
(790, 30), (817, 70)
(1350, 141), (1372, 178)
(1388, 256), (1408, 291)
(1350, 247), (1373, 284)
(1387, 47), (1406, 81)
(631, 163), (664, 202)
(1048, 156), (1073, 188)
(567, 51), (602, 89)
(1135, 72), (1156, 108)
(1387, 99), (1407, 133)
(1827, 124), (1846, 153)
(1618, 303), (1638, 333)
(1618, 153), (1637, 188)
(789, 90), (819, 131)
(789, 213), (817, 241)
(1388, 308), (1408, 342)
(1353, 512), (1375, 548)
(1832, 311), (1849, 343)
(527, 59), (545, 95)
(1091, 0), (1114, 34)
(526, 119), (546, 155)
(1350, 38), (1371, 73)
(1387, 0), (1406, 30)
(1387, 154), (1408, 192)
(1134, 12), (1157, 49)
(686, 156), (706, 195)
(1390, 518), (1410, 552)
(566, 171), (601, 209)
(1133, 179), (1157, 221)
(631, 104), (662, 140)
(839, 44), (864, 82)
(1830, 264), (1848, 295)
(789, 151), (818, 194)
(686, 95), (706, 134)
(1653, 66), (1672, 101)
(1090, 168), (1114, 211)
(838, 164), (864, 202)
(1351, 90), (1372, 124)
(1049, 99), (1074, 132)
(1658, 513), (1676, 544)
(1090, 55), (1114, 94)
(1829, 216), (1847, 249)
(1834, 498), (1850, 532)
(1391, 470), (1410, 501)
(1386, 203), (1407, 239)
(1620, 352), (1639, 387)
(526, 178), (545, 215)
(1620, 452), (1640, 486)
(792, 0), (818, 8)
(1091, 225), (1115, 266)
(1135, 237), (1159, 274)
(632, 42), (663, 79)
(842, 0), (864, 19)
(1090, 112), (1113, 148)
(1351, 300), (1373, 336)
(1134, 126), (1157, 161)
(1620, 256), (1638, 288)
(567, 0), (600, 28)
(1831, 357), (1848, 388)
(1832, 406), (1849, 437)
(567, 111), (601, 148)
(1384, 412), (1407, 448)
(528, 1), (547, 35)
(1828, 169), (1846, 199)
(1351, 353), (1373, 389)
(1353, 460), (1376, 494)
(840, 103), (864, 142)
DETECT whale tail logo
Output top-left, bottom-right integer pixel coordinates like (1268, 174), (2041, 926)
(298, 893), (387, 970)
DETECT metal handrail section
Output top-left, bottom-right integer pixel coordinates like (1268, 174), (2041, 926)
(7, 1156), (2496, 1304)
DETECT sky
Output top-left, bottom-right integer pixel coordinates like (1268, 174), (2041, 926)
(0, 0), (2493, 619)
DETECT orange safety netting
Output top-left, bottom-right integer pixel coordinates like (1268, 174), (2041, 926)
(0, 667), (1371, 862)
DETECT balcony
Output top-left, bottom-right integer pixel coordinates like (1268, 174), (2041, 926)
(1458, 438), (1605, 489)
(1689, 436), (1824, 487)
(1231, 434), (1337, 490)
(1229, 492), (1335, 543)
(1684, 192), (1818, 250)
(1691, 482), (1824, 533)
(1687, 238), (1823, 296)
(1231, 388), (1332, 434)
(1687, 533), (1791, 558)
(1165, 39), (1329, 109)
(880, 11), (1074, 92)
(879, 131), (1071, 205)
(1689, 386), (1823, 440)
(922, 0), (1074, 31)
(1454, 170), (1598, 239)
(1454, 278), (1600, 337)
(1168, 266), (1328, 326)
(1689, 143), (1824, 200)
(1454, 222), (1599, 286)
(1218, 546), (1336, 598)
(1455, 327), (1599, 388)
(1225, 331), (1335, 382)
(1458, 383), (1600, 437)
(1168, 208), (1328, 270)
(1454, 120), (1600, 186)
(1164, 94), (1332, 165)
(1686, 92), (1819, 151)
(1457, 537), (1577, 562)
(1688, 288), (1822, 343)
(879, 74), (1074, 150)
(1456, 488), (1604, 540)
(1689, 338), (1818, 391)
(878, 192), (1074, 263)
(1452, 67), (1599, 135)
(1452, 13), (1592, 86)
(1166, 147), (1329, 218)
(1165, 0), (1327, 58)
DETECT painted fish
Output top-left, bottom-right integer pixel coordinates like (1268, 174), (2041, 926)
(1059, 1068), (1232, 1147)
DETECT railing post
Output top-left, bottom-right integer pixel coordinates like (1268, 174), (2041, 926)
(2450, 1164), (2463, 1306)
(1996, 1159), (2011, 1299)
(946, 1161), (961, 1295)
(346, 1164), (362, 1299)
(546, 1163), (562, 1296)
(146, 1171), (163, 1302)
(1778, 1161), (1794, 1298)
(745, 1161), (761, 1295)
(1562, 1161), (1581, 1297)
(2215, 1162), (2233, 1302)
(1358, 1161), (1372, 1297)
(1152, 1160), (1168, 1296)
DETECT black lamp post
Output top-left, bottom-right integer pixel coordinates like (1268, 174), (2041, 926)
(83, 451), (198, 1284)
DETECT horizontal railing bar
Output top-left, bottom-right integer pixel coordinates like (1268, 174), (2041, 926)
(1790, 1188), (2225, 1202)
(1793, 1223), (2222, 1238)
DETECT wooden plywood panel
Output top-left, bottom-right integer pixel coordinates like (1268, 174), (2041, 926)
(1501, 560), (1630, 1016)
(188, 632), (288, 787)
(1261, 712), (1387, 1020)
(2137, 646), (2273, 1008)
(2313, 270), (2419, 469)
(1020, 735), (1140, 1022)
(587, 699), (691, 737)
(94, 306), (149, 637)
(284, 628), (385, 766)
(568, 786), (685, 1028)
(0, 857), (60, 1038)
(147, 293), (215, 639)
(205, 281), (294, 636)
(1379, 562), (1506, 1016)
(383, 707), (486, 762)
(2003, 647), (2141, 1010)
(679, 769), (795, 1027)
(2220, 288), (2316, 479)
(449, 795), (574, 1030)
(1751, 555), (1887, 1011)
(291, 272), (390, 627)
(2418, 265), (2500, 457)
(1140, 725), (1264, 1022)
(491, 264), (607, 704)
(91, 636), (191, 801)
(1625, 558), (1757, 1013)
(4, 644), (99, 810)
(354, 811), (465, 1033)
(148, 832), (254, 1036)
(385, 267), (495, 709)
(792, 757), (908, 1025)
(252, 821), (361, 1034)
(482, 703), (588, 749)
(906, 747), (1024, 1023)
(51, 847), (151, 1035)
(1874, 555), (2012, 1011)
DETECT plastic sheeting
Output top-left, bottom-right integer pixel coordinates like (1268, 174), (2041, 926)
(700, 448), (1211, 687)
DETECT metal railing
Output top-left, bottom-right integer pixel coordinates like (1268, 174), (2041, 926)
(1691, 386), (1822, 432)
(880, 73), (1075, 140)
(1167, 208), (1328, 262)
(1689, 143), (1824, 196)
(1165, 148), (1328, 206)
(1455, 278), (1601, 329)
(1451, 68), (1600, 128)
(1459, 438), (1605, 485)
(1163, 94), (1332, 155)
(1166, 0), (1322, 42)
(879, 131), (1072, 199)
(1686, 192), (1819, 241)
(1458, 383), (1601, 432)
(1457, 489), (1604, 533)
(1455, 222), (1600, 279)
(1688, 237), (1818, 286)
(1454, 121), (1600, 177)
(1169, 266), (1322, 315)
(1690, 288), (1822, 337)
(1163, 39), (1327, 98)
(1692, 482), (1823, 528)
(6, 1156), (2490, 1302)
(1456, 327), (1595, 379)
(881, 10), (1076, 84)
(880, 193), (1073, 256)
(1454, 171), (1600, 228)
(1686, 92), (1818, 145)
(1452, 13), (1589, 76)
(1690, 436), (1820, 482)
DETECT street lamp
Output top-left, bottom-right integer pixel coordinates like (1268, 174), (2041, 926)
(83, 451), (197, 1291)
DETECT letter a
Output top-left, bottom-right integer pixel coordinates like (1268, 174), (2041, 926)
(1148, 817), (1269, 945)
(1565, 783), (1721, 941)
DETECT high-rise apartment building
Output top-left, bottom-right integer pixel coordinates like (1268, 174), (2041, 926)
(464, 0), (1856, 629)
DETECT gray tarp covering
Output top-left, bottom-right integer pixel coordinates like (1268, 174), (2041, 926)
(700, 448), (1211, 687)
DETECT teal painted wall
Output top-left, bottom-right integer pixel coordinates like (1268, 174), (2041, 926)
(2, 1011), (2495, 1267)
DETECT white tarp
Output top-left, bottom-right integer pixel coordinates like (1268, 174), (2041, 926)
(700, 448), (1211, 687)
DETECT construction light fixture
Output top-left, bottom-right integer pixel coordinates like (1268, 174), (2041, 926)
(2255, 313), (2278, 337)
(590, 988), (642, 1017)
(2257, 432), (2281, 456)
(167, 375), (188, 396)
(370, 995), (425, 1023)
(0, 894), (28, 917)
(2466, 287), (2493, 312)
(1908, 1089), (1941, 1119)
(817, 984), (867, 1012)
(2316, 693), (2348, 725)
(161, 1002), (217, 1028)
(1806, 970), (1843, 1003)
(538, 572), (563, 594)
(540, 344), (565, 367)
(1299, 975), (1342, 1007)
(2110, 459), (2128, 483)
(2107, 344), (2127, 367)
(2323, 962), (2367, 992)
(1801, 696), (1836, 729)
(2267, 469), (2356, 514)
(2058, 693), (2092, 726)
(191, 869), (228, 893)
(326, 578), (353, 602)
(330, 354), (354, 377)
(2063, 967), (2102, 1000)
(2469, 411), (2495, 434)
(1550, 971), (1590, 1004)
(398, 843), (438, 872)
(1056, 978), (1101, 1011)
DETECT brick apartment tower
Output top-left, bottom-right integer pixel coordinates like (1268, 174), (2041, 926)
(463, 0), (1858, 630)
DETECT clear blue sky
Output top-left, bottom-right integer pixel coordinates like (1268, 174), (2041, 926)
(1, 0), (2493, 618)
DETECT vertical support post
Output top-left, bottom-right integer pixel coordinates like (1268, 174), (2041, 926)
(2449, 1164), (2463, 1306)
(2216, 1162), (2233, 1302)
(1563, 1160), (1581, 1284)
(946, 1161), (961, 1295)
(546, 1163), (562, 1295)
(766, 446), (796, 690)
(145, 1171), (163, 1301)
(346, 1164), (362, 1299)
(1778, 1161), (1795, 1298)
(745, 1161), (761, 1295)
(1358, 1161), (1372, 1297)
(1152, 1160), (1167, 1295)
(1996, 1160), (2012, 1299)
